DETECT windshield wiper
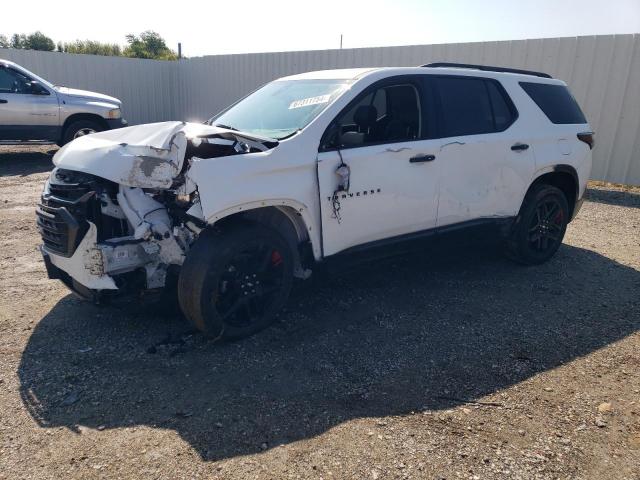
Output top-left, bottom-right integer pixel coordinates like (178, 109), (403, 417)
(214, 123), (239, 131)
(276, 129), (302, 141)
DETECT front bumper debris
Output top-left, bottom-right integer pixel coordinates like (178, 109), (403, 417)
(44, 222), (118, 290)
(41, 246), (102, 302)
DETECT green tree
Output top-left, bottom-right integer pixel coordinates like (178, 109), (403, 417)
(0, 34), (9, 48)
(63, 40), (122, 56)
(11, 33), (26, 49)
(124, 31), (177, 60)
(7, 31), (55, 51)
(25, 31), (55, 51)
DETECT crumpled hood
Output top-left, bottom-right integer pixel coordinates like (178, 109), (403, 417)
(55, 86), (121, 106)
(52, 121), (275, 189)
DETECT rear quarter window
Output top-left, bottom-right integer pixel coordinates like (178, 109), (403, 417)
(520, 82), (587, 124)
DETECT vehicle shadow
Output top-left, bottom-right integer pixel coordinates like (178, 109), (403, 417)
(0, 146), (57, 177)
(18, 236), (640, 462)
(585, 186), (640, 209)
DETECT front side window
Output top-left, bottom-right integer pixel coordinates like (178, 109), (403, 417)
(322, 82), (422, 149)
(209, 79), (350, 140)
(433, 77), (516, 137)
(0, 67), (32, 94)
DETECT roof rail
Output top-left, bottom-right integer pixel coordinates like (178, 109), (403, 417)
(422, 62), (552, 79)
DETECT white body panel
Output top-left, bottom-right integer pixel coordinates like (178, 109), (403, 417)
(317, 139), (440, 256)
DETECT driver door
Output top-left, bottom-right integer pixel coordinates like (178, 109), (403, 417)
(0, 65), (59, 141)
(317, 76), (441, 257)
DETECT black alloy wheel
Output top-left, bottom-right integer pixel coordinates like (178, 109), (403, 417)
(506, 184), (569, 265)
(178, 223), (294, 340)
(214, 240), (287, 329)
(528, 197), (565, 253)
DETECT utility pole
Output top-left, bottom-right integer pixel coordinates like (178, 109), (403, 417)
(178, 42), (182, 59)
(340, 34), (343, 49)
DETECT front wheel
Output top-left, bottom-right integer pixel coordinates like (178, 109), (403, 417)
(506, 184), (569, 265)
(60, 119), (104, 146)
(178, 223), (294, 340)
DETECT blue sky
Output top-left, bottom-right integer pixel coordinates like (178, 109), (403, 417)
(3, 0), (640, 57)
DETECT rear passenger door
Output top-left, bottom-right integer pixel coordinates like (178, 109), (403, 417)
(429, 76), (533, 227)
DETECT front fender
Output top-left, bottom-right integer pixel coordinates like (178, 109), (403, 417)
(188, 139), (323, 261)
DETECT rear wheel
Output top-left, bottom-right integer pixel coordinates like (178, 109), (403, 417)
(178, 223), (294, 340)
(506, 184), (569, 265)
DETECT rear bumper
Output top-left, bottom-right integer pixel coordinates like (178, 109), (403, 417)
(106, 118), (128, 130)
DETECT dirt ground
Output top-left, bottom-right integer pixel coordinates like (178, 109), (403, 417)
(0, 145), (639, 480)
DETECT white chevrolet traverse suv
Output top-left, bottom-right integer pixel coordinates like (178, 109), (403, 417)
(38, 63), (593, 339)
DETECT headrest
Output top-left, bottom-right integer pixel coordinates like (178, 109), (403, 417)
(353, 105), (378, 128)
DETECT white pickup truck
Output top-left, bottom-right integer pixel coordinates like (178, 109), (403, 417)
(37, 63), (593, 339)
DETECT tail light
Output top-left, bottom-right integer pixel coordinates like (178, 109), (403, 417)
(577, 131), (595, 150)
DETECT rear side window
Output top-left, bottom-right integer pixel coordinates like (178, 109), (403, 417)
(432, 77), (516, 137)
(520, 82), (587, 124)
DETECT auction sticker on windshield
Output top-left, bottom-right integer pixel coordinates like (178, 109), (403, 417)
(289, 94), (331, 109)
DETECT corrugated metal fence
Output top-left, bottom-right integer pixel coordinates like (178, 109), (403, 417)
(2, 33), (640, 185)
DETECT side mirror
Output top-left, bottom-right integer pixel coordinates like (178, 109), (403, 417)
(28, 81), (49, 95)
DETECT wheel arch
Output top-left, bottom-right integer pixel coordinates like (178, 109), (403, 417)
(61, 113), (108, 139)
(527, 164), (579, 220)
(207, 200), (319, 277)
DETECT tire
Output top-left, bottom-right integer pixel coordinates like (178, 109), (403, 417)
(60, 119), (104, 145)
(178, 223), (294, 340)
(506, 184), (569, 265)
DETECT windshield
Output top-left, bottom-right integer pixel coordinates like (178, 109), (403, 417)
(210, 79), (350, 140)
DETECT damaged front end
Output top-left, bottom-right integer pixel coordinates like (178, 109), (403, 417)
(37, 121), (277, 302)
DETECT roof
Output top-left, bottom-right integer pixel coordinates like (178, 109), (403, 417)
(423, 62), (551, 78)
(279, 68), (378, 81)
(279, 65), (564, 85)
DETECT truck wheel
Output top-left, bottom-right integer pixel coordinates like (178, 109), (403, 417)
(60, 120), (104, 145)
(506, 184), (569, 265)
(178, 223), (294, 340)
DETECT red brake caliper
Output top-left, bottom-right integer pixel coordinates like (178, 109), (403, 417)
(554, 210), (564, 225)
(271, 250), (283, 266)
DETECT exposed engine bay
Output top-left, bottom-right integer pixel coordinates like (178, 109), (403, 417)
(37, 121), (279, 300)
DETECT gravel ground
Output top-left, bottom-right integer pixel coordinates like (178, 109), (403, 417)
(0, 145), (639, 480)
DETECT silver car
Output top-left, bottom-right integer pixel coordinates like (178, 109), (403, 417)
(0, 59), (127, 145)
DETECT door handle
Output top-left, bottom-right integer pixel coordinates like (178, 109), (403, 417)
(0, 99), (7, 104)
(409, 154), (436, 163)
(511, 143), (529, 151)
